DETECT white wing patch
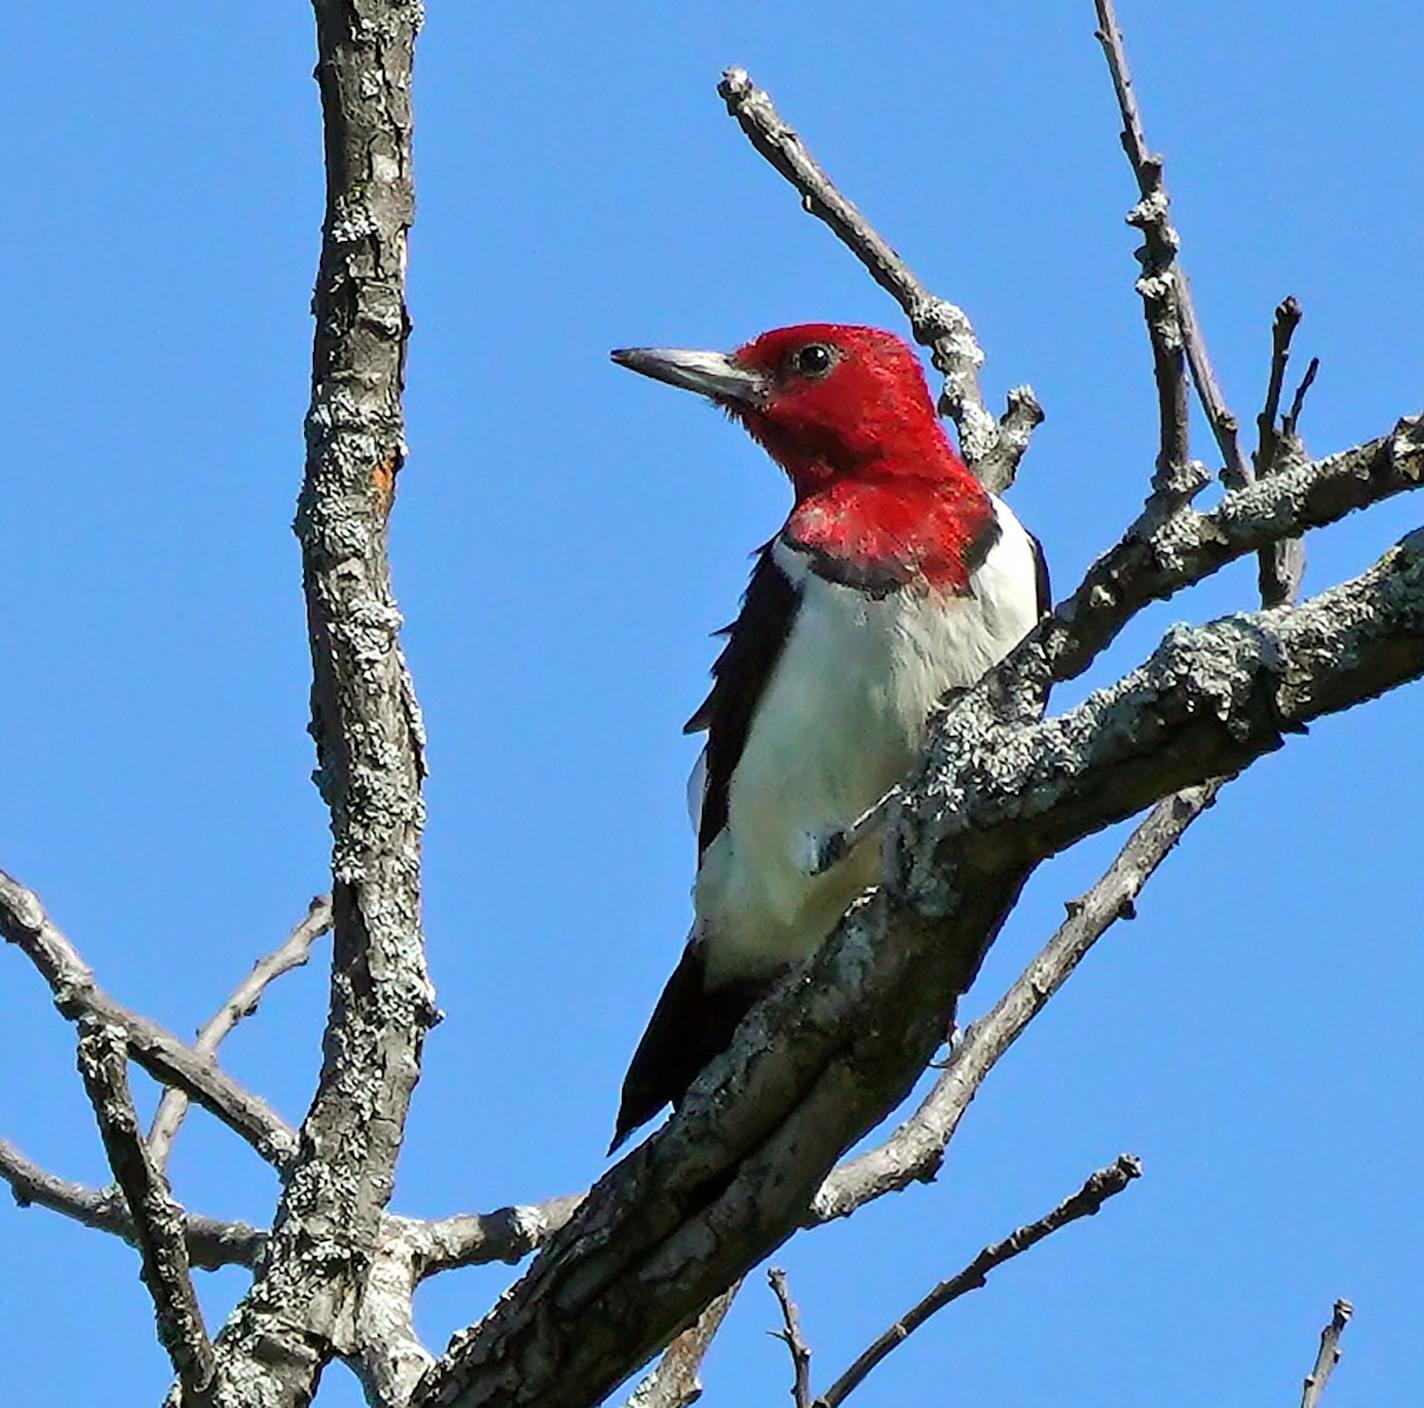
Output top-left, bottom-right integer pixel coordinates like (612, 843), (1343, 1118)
(686, 745), (708, 833)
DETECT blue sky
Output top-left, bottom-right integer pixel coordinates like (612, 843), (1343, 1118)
(2, 3), (1420, 1404)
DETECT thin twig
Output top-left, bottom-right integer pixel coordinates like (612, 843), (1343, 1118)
(1095, 0), (1253, 492)
(717, 66), (1041, 492)
(1, 1127), (582, 1279)
(0, 867), (297, 1167)
(768, 1269), (813, 1408)
(812, 784), (1215, 1221)
(623, 1284), (740, 1408)
(1094, 0), (1197, 509)
(1178, 290), (1252, 490)
(1300, 1299), (1354, 1408)
(1254, 298), (1310, 605)
(148, 895), (332, 1170)
(815, 1156), (1142, 1408)
(76, 1019), (215, 1402)
(0, 1137), (265, 1270)
(1255, 296), (1303, 477)
(1098, 0), (1310, 605)
(1284, 356), (1321, 439)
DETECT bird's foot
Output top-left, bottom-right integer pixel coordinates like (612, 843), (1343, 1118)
(796, 787), (903, 877)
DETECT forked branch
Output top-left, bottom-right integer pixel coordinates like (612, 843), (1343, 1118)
(0, 1137), (265, 1270)
(718, 66), (1042, 492)
(812, 783), (1217, 1221)
(0, 867), (297, 1167)
(76, 1020), (215, 1403)
(816, 1156), (1141, 1408)
(148, 895), (332, 1171)
(202, 1), (434, 1401)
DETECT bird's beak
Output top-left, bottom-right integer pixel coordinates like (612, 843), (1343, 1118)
(610, 346), (769, 408)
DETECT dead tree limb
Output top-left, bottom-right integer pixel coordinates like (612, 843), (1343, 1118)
(718, 66), (1042, 492)
(201, 2), (435, 1402)
(814, 1156), (1141, 1408)
(76, 1020), (216, 1404)
(0, 868), (298, 1168)
(0, 1137), (266, 1270)
(147, 895), (332, 1171)
(1300, 1299), (1354, 1408)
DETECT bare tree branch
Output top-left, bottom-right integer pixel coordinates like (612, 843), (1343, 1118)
(350, 1234), (434, 1408)
(1256, 297), (1303, 480)
(0, 867), (298, 1167)
(401, 1194), (587, 1279)
(811, 782), (1216, 1221)
(1300, 1299), (1353, 1408)
(1094, 0), (1249, 488)
(3, 1123), (581, 1285)
(717, 66), (1042, 493)
(1178, 288), (1251, 492)
(148, 896), (332, 1172)
(1255, 298), (1311, 605)
(1284, 357), (1321, 441)
(0, 1137), (265, 1270)
(1026, 416), (1421, 694)
(203, 2), (433, 1402)
(622, 1284), (739, 1408)
(1093, 0), (1197, 509)
(76, 1019), (216, 1403)
(814, 1156), (1142, 1408)
(768, 1269), (813, 1408)
(1097, 0), (1310, 613)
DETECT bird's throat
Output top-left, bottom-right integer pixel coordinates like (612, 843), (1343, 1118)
(784, 473), (995, 593)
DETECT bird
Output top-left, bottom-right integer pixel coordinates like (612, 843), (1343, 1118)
(607, 323), (1048, 1152)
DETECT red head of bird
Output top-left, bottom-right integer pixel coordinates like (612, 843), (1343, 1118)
(611, 323), (992, 591)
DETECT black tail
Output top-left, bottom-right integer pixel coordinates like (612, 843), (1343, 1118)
(609, 944), (766, 1154)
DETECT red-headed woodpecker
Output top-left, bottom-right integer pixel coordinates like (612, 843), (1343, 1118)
(608, 324), (1048, 1151)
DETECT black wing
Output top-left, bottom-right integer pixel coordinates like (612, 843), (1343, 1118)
(609, 945), (766, 1153)
(1027, 528), (1052, 618)
(684, 544), (801, 855)
(608, 546), (800, 1151)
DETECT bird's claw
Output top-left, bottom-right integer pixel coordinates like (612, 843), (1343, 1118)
(797, 827), (850, 878)
(795, 787), (902, 877)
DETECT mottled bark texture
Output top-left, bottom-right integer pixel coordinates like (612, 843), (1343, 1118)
(76, 1020), (216, 1404)
(202, 2), (434, 1403)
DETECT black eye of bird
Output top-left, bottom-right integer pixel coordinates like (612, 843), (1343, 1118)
(791, 342), (835, 379)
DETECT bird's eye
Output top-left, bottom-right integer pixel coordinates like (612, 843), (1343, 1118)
(790, 342), (835, 379)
